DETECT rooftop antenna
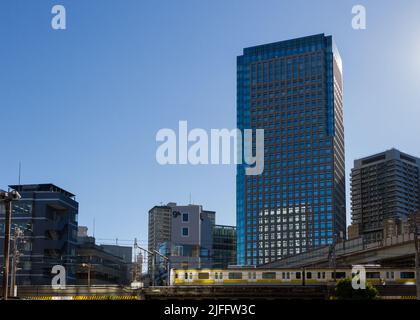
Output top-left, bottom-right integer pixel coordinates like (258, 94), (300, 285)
(189, 192), (192, 205)
(93, 218), (96, 238)
(18, 161), (21, 186)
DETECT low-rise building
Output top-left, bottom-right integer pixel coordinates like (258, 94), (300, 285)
(76, 227), (132, 286)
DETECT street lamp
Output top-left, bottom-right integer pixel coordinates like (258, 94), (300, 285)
(0, 189), (21, 300)
(81, 262), (92, 288)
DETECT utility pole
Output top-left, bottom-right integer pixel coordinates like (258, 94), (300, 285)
(2, 200), (12, 300)
(82, 256), (92, 288)
(327, 233), (338, 299)
(135, 245), (155, 286)
(1, 190), (21, 300)
(153, 250), (170, 286)
(328, 233), (337, 281)
(151, 252), (156, 286)
(415, 227), (420, 301)
(9, 227), (21, 297)
(410, 213), (420, 300)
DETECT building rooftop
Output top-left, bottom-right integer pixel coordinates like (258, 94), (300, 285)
(242, 33), (328, 55)
(354, 148), (420, 167)
(9, 183), (75, 198)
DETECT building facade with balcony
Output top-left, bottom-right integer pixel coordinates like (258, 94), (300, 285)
(0, 184), (78, 285)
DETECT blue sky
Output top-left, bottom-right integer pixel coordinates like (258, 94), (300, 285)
(1, 0), (420, 248)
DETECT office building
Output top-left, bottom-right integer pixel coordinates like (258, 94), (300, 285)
(148, 204), (172, 273)
(155, 203), (215, 272)
(351, 148), (420, 243)
(0, 184), (78, 285)
(236, 34), (346, 265)
(148, 203), (237, 283)
(212, 225), (237, 268)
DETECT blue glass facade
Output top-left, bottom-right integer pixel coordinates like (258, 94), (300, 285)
(236, 34), (346, 265)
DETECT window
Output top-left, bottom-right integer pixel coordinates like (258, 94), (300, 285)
(182, 213), (189, 222)
(332, 272), (346, 279)
(400, 272), (415, 279)
(228, 272), (243, 280)
(182, 227), (189, 237)
(198, 272), (209, 280)
(366, 272), (380, 279)
(296, 272), (301, 279)
(306, 272), (312, 279)
(262, 272), (276, 279)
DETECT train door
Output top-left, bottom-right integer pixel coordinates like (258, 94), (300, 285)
(183, 271), (193, 284)
(385, 271), (395, 282)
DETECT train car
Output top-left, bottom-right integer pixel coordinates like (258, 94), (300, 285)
(169, 267), (416, 286)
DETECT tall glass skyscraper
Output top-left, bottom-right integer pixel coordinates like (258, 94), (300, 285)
(236, 34), (346, 266)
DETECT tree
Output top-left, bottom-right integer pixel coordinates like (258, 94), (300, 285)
(334, 278), (378, 300)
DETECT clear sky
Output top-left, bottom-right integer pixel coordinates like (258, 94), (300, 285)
(1, 0), (420, 248)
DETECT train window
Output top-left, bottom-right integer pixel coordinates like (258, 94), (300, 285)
(220, 273), (223, 279)
(198, 272), (209, 280)
(386, 272), (394, 279)
(215, 273), (218, 280)
(287, 272), (290, 279)
(189, 273), (193, 280)
(282, 272), (285, 279)
(262, 272), (276, 279)
(296, 272), (301, 279)
(306, 272), (312, 279)
(228, 272), (243, 280)
(184, 273), (188, 279)
(322, 272), (325, 279)
(366, 272), (380, 279)
(332, 272), (346, 279)
(175, 273), (179, 279)
(400, 272), (415, 279)
(317, 272), (321, 279)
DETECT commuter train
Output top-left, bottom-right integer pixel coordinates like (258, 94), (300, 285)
(170, 267), (416, 286)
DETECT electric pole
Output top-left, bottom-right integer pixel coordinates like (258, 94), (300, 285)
(2, 200), (12, 300)
(134, 245), (155, 286)
(410, 213), (420, 300)
(10, 226), (25, 297)
(153, 250), (170, 286)
(0, 189), (21, 300)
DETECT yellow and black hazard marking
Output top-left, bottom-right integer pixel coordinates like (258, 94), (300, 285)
(26, 295), (139, 300)
(73, 295), (139, 300)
